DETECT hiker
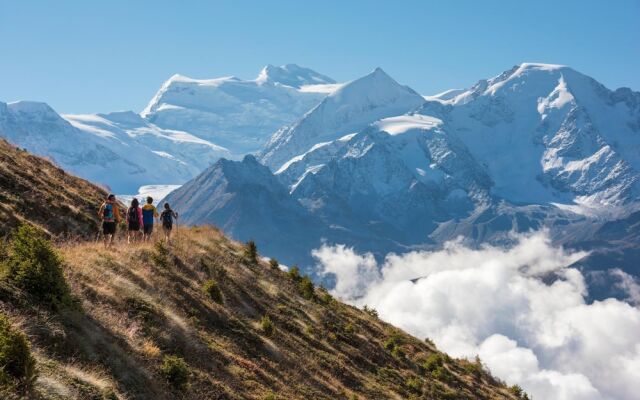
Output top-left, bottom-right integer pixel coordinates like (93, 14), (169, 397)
(126, 198), (143, 244)
(141, 196), (159, 242)
(98, 194), (120, 248)
(160, 203), (178, 244)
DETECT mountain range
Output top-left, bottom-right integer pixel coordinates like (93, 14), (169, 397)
(163, 63), (640, 296)
(2, 62), (639, 294)
(0, 64), (338, 192)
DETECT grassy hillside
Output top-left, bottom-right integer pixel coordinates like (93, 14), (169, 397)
(0, 138), (109, 238)
(0, 226), (521, 399)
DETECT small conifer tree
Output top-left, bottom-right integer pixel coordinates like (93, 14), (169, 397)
(244, 240), (258, 264)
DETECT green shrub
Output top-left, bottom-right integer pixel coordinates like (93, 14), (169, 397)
(363, 305), (378, 318)
(405, 376), (423, 394)
(151, 240), (170, 268)
(268, 258), (279, 269)
(422, 353), (444, 372)
(383, 333), (403, 351)
(317, 287), (335, 306)
(161, 355), (190, 390)
(304, 324), (314, 336)
(382, 333), (406, 359)
(510, 384), (523, 396)
(462, 356), (484, 378)
(298, 276), (315, 300)
(431, 366), (455, 384)
(287, 265), (300, 281)
(244, 240), (258, 264)
(510, 384), (530, 399)
(0, 314), (36, 391)
(202, 279), (223, 304)
(343, 322), (356, 335)
(391, 345), (405, 360)
(260, 315), (274, 336)
(1, 225), (71, 308)
(264, 393), (277, 400)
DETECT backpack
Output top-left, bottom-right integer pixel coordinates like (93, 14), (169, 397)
(128, 207), (138, 223)
(161, 210), (173, 225)
(103, 203), (114, 220)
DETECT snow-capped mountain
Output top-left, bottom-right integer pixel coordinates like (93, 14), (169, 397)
(420, 63), (640, 207)
(142, 64), (339, 156)
(166, 63), (640, 281)
(0, 100), (228, 192)
(1, 64), (340, 192)
(260, 67), (426, 170)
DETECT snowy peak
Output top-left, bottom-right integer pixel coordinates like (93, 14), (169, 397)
(5, 101), (68, 124)
(447, 62), (598, 106)
(260, 67), (426, 169)
(255, 63), (336, 88)
(329, 67), (420, 101)
(0, 100), (76, 137)
(211, 154), (284, 190)
(140, 64), (334, 155)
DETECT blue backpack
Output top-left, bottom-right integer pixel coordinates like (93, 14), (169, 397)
(103, 203), (114, 220)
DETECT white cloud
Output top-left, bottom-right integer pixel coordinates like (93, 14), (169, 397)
(314, 232), (640, 400)
(313, 244), (378, 299)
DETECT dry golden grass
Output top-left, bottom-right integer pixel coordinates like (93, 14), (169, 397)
(0, 226), (520, 399)
(0, 138), (120, 239)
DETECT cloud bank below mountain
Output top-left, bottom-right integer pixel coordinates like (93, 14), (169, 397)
(313, 232), (640, 400)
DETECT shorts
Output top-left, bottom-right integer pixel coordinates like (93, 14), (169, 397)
(128, 221), (140, 231)
(103, 221), (116, 235)
(163, 222), (173, 231)
(143, 224), (154, 235)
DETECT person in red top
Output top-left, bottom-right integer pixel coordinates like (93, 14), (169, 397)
(126, 198), (144, 244)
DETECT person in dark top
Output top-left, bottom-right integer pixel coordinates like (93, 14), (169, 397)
(126, 198), (143, 244)
(160, 202), (178, 245)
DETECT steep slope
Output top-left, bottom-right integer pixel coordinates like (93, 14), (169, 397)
(0, 101), (227, 193)
(0, 138), (108, 237)
(141, 64), (337, 155)
(0, 226), (520, 399)
(260, 68), (426, 170)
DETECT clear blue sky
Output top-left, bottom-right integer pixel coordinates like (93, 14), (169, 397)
(1, 0), (638, 114)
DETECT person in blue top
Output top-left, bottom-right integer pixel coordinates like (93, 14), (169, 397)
(141, 196), (159, 242)
(98, 194), (121, 248)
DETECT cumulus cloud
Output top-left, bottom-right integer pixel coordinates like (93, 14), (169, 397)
(313, 232), (640, 400)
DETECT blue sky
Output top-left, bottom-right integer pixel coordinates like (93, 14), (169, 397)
(1, 0), (638, 114)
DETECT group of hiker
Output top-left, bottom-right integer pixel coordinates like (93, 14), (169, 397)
(97, 194), (178, 247)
